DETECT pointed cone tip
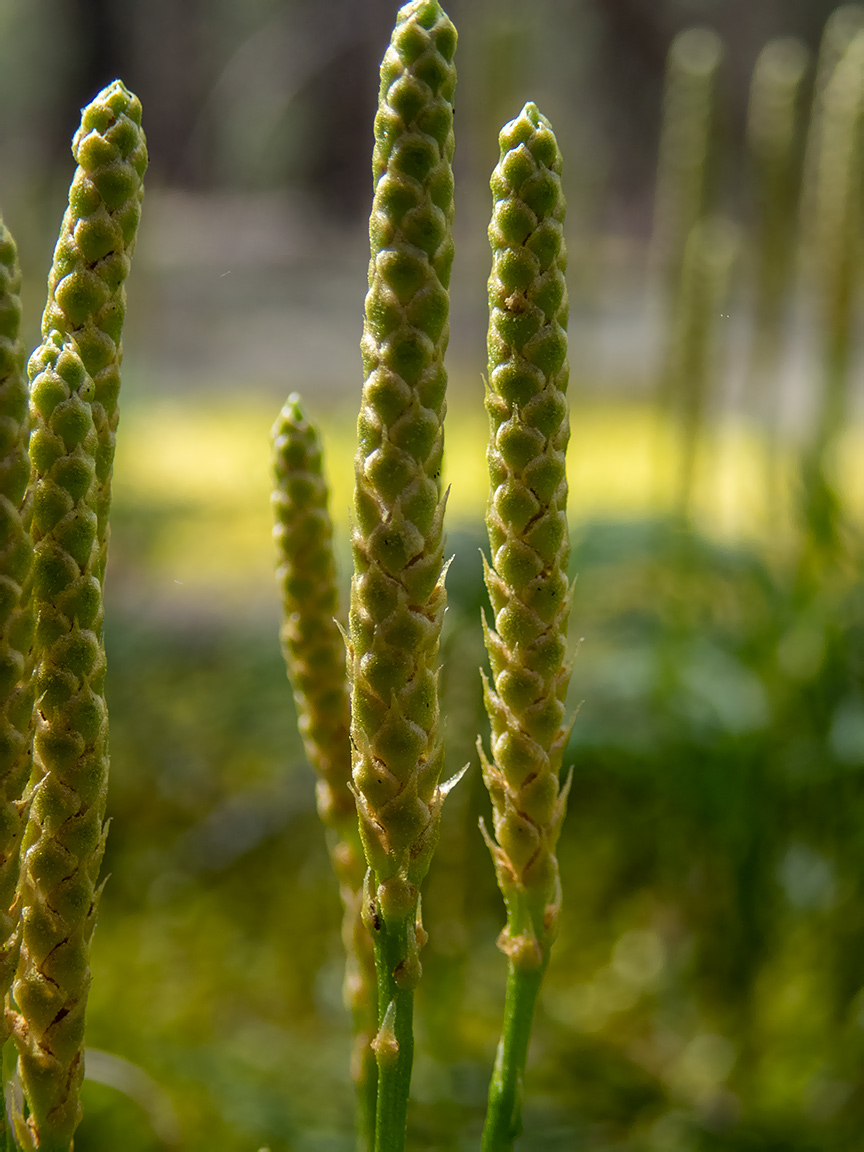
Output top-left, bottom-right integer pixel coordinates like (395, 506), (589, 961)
(398, 0), (445, 28)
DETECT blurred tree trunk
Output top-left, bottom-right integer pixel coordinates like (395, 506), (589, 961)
(302, 0), (397, 220)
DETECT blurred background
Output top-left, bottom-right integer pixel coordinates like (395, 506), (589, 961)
(3, 0), (864, 1149)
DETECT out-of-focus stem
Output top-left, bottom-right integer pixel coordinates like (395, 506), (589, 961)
(650, 29), (724, 508)
(651, 27), (724, 294)
(801, 32), (864, 557)
(747, 38), (809, 376)
(800, 5), (864, 270)
(811, 33), (864, 453)
(668, 218), (738, 522)
(746, 38), (809, 523)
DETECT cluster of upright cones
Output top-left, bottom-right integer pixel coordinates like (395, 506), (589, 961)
(271, 3), (572, 1151)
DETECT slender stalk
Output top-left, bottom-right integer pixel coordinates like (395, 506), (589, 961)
(370, 908), (414, 1152)
(348, 3), (457, 1149)
(271, 393), (377, 1151)
(479, 102), (571, 1152)
(481, 961), (546, 1152)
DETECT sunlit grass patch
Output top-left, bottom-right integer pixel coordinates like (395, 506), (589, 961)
(111, 392), (864, 595)
(111, 397), (357, 593)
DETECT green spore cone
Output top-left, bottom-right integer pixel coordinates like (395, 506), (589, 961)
(0, 217), (34, 1036)
(271, 392), (377, 1150)
(348, 1), (456, 1148)
(480, 102), (571, 1152)
(40, 80), (147, 581)
(273, 393), (357, 836)
(352, 0), (455, 919)
(483, 100), (570, 968)
(12, 334), (107, 1152)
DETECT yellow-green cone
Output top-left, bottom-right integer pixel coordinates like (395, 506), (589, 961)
(348, 2), (456, 1144)
(481, 101), (571, 970)
(349, 0), (456, 928)
(0, 217), (34, 1034)
(271, 393), (377, 1144)
(40, 79), (147, 578)
(273, 394), (356, 834)
(13, 335), (106, 1152)
(9, 79), (145, 1151)
(479, 101), (573, 1152)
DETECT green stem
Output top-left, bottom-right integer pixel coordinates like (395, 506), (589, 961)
(481, 958), (547, 1152)
(372, 910), (415, 1152)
